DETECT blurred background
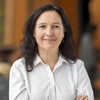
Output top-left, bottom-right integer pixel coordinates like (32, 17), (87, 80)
(0, 0), (100, 100)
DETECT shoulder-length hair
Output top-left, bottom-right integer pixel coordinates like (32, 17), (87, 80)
(21, 3), (77, 72)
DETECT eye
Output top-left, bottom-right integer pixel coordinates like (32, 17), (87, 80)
(53, 25), (60, 29)
(38, 25), (46, 29)
(55, 25), (59, 28)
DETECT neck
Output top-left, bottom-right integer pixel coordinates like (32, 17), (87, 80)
(38, 48), (59, 70)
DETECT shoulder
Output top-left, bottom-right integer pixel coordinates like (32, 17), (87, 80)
(71, 59), (89, 80)
(12, 57), (25, 66)
(72, 59), (84, 66)
(74, 59), (84, 66)
(71, 59), (86, 72)
(71, 59), (89, 86)
(10, 57), (26, 73)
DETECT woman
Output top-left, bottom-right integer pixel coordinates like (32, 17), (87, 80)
(9, 4), (94, 100)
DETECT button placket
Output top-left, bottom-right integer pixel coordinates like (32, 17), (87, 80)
(46, 65), (56, 100)
(50, 72), (56, 100)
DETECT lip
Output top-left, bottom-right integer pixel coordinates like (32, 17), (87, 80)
(43, 39), (56, 41)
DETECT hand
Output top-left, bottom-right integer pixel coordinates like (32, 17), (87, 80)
(75, 95), (88, 100)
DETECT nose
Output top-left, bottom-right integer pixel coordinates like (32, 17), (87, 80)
(45, 26), (54, 36)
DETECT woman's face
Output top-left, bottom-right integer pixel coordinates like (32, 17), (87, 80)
(34, 11), (64, 51)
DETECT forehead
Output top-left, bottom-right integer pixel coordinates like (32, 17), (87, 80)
(36, 11), (62, 24)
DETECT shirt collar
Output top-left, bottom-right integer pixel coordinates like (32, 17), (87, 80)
(33, 55), (44, 66)
(34, 54), (69, 66)
(59, 54), (69, 64)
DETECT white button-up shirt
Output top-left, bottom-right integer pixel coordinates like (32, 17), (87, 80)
(9, 55), (94, 100)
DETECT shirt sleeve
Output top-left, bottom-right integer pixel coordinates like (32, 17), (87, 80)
(9, 61), (29, 100)
(76, 60), (94, 100)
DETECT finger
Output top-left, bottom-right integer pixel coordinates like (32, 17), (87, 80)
(84, 96), (88, 100)
(80, 95), (88, 100)
(76, 96), (83, 100)
(76, 95), (88, 100)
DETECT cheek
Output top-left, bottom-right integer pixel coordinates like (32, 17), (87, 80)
(56, 30), (64, 39)
(34, 31), (41, 40)
(34, 29), (44, 39)
(34, 34), (44, 44)
(35, 35), (41, 41)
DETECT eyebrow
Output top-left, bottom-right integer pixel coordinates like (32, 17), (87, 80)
(37, 22), (62, 25)
(53, 22), (62, 25)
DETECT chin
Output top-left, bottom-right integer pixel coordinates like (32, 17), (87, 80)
(43, 46), (57, 50)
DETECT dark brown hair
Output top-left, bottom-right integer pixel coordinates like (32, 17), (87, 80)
(21, 4), (76, 72)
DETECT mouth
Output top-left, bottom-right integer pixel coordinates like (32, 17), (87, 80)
(43, 39), (56, 42)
